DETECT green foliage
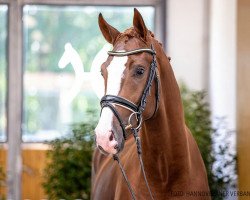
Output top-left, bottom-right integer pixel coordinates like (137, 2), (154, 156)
(181, 84), (236, 200)
(43, 111), (97, 200)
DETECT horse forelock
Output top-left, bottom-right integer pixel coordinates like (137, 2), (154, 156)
(114, 27), (155, 48)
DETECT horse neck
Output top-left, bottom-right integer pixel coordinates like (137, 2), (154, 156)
(140, 43), (191, 181)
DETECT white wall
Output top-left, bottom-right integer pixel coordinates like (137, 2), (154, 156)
(167, 0), (208, 90)
(167, 0), (236, 131)
(209, 1), (237, 193)
(209, 0), (236, 130)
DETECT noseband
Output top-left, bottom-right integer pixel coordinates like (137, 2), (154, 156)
(100, 45), (160, 140)
(99, 45), (159, 200)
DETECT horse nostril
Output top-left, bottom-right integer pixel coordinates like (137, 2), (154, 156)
(109, 134), (113, 141)
(109, 131), (115, 141)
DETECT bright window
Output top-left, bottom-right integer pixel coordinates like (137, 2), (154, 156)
(0, 5), (8, 142)
(22, 5), (155, 142)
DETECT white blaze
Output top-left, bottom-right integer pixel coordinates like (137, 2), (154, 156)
(95, 56), (128, 149)
(106, 56), (127, 95)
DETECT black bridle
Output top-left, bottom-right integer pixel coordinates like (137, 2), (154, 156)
(100, 45), (160, 140)
(99, 45), (160, 200)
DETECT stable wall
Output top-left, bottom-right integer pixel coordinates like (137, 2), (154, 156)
(209, 0), (236, 131)
(167, 0), (209, 91)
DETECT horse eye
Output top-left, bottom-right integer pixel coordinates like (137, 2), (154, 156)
(135, 67), (145, 76)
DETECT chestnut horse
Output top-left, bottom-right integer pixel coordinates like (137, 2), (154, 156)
(92, 9), (210, 200)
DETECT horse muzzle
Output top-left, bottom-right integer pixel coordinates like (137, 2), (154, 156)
(95, 128), (119, 155)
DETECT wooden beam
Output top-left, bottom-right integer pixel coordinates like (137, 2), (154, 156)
(0, 0), (8, 3)
(155, 0), (166, 50)
(7, 0), (22, 199)
(237, 0), (250, 197)
(20, 0), (160, 6)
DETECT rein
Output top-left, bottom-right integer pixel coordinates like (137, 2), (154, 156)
(100, 45), (159, 200)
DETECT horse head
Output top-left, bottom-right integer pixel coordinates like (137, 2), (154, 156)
(95, 9), (161, 155)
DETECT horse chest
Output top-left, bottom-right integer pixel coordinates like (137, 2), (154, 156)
(92, 140), (142, 200)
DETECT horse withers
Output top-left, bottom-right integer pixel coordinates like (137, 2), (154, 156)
(91, 8), (211, 200)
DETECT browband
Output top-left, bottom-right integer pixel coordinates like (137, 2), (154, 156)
(108, 48), (156, 57)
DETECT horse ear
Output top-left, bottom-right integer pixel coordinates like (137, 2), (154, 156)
(98, 13), (120, 45)
(133, 8), (148, 41)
